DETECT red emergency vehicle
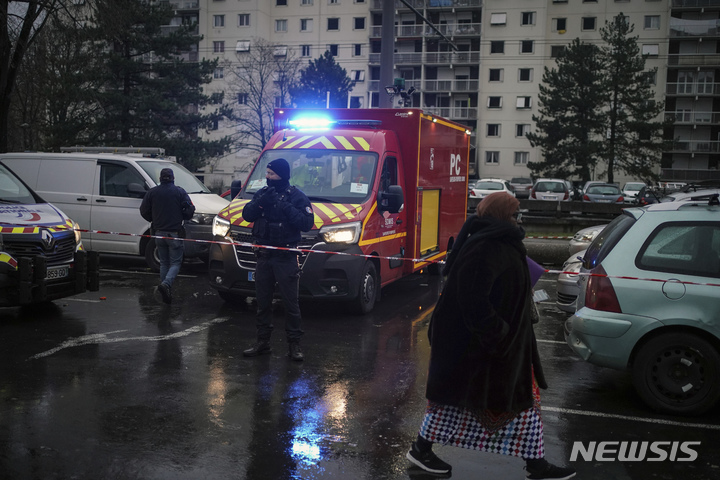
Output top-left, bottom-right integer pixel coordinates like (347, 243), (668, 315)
(209, 108), (470, 313)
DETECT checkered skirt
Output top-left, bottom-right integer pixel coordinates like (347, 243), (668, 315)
(418, 378), (544, 459)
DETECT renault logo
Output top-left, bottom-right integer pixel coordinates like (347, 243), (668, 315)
(41, 229), (55, 249)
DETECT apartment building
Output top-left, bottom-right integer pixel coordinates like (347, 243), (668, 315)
(176, 0), (713, 190)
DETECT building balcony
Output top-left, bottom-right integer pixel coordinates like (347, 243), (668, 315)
(668, 54), (720, 67)
(160, 24), (198, 36)
(371, 0), (482, 10)
(167, 0), (199, 12)
(371, 23), (481, 38)
(666, 82), (720, 96)
(424, 79), (479, 91)
(670, 19), (720, 37)
(669, 140), (720, 153)
(425, 51), (480, 64)
(662, 168), (720, 181)
(368, 79), (423, 92)
(369, 52), (423, 64)
(671, 0), (720, 8)
(667, 110), (720, 124)
(423, 106), (478, 120)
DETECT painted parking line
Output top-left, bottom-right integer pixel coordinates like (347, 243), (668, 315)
(29, 317), (231, 360)
(542, 406), (720, 431)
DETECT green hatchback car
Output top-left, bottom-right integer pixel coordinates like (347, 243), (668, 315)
(565, 195), (720, 416)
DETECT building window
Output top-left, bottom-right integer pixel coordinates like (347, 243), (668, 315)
(521, 12), (536, 26)
(238, 93), (248, 105)
(520, 40), (534, 54)
(554, 18), (567, 32)
(516, 124), (530, 137)
(353, 44), (363, 56)
(486, 151), (500, 164)
(645, 70), (657, 85)
(490, 13), (507, 26)
(213, 41), (225, 53)
(490, 41), (504, 54)
(518, 68), (533, 82)
(301, 45), (311, 57)
(328, 18), (340, 30)
(487, 124), (501, 137)
(301, 0), (313, 4)
(644, 15), (660, 30)
(301, 18), (313, 32)
(328, 44), (339, 56)
(276, 0), (287, 5)
(236, 41), (250, 52)
(515, 152), (529, 165)
(350, 96), (363, 108)
(275, 19), (287, 32)
(487, 96), (502, 108)
(582, 17), (596, 30)
(238, 14), (250, 27)
(351, 70), (365, 81)
(214, 67), (224, 79)
(274, 46), (287, 57)
(489, 68), (503, 82)
(550, 45), (565, 57)
(329, 0), (339, 4)
(642, 44), (659, 56)
(354, 17), (365, 30)
(516, 96), (532, 109)
(213, 15), (225, 28)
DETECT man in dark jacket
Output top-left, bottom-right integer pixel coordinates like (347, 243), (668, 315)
(241, 158), (314, 361)
(140, 167), (195, 304)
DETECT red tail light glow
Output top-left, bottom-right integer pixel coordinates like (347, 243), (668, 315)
(585, 265), (622, 313)
(583, 194), (590, 201)
(563, 191), (569, 200)
(618, 196), (624, 202)
(531, 189), (537, 199)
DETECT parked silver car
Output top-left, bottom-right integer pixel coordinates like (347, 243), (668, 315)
(565, 197), (720, 415)
(529, 178), (569, 201)
(556, 249), (585, 313)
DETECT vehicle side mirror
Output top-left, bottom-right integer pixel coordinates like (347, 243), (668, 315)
(127, 183), (147, 198)
(230, 179), (243, 200)
(378, 185), (404, 214)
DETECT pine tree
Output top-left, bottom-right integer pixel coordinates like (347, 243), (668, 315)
(600, 15), (666, 184)
(81, 0), (230, 171)
(527, 39), (607, 181)
(290, 51), (355, 108)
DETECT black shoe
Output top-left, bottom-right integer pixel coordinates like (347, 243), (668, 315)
(243, 341), (271, 357)
(406, 442), (451, 474)
(157, 283), (171, 304)
(289, 343), (304, 362)
(525, 460), (576, 480)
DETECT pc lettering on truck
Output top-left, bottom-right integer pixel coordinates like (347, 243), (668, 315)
(209, 108), (470, 313)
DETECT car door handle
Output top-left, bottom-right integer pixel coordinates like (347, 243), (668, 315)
(76, 197), (88, 202)
(95, 198), (107, 203)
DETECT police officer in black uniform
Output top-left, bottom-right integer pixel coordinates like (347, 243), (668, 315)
(241, 158), (314, 361)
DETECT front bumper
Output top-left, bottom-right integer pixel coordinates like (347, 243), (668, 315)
(208, 234), (366, 302)
(183, 224), (212, 259)
(0, 251), (100, 307)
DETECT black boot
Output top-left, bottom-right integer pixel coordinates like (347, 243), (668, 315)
(288, 342), (304, 361)
(243, 340), (271, 357)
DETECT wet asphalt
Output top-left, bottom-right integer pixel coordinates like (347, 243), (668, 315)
(1, 241), (719, 480)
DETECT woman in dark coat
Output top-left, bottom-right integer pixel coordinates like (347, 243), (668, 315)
(406, 192), (575, 480)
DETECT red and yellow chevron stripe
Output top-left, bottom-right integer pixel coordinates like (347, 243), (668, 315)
(0, 219), (75, 234)
(223, 199), (364, 230)
(0, 252), (18, 270)
(272, 135), (371, 151)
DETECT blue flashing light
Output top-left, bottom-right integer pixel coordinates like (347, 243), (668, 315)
(288, 117), (334, 130)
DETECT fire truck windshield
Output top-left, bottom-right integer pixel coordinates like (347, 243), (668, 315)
(244, 150), (379, 204)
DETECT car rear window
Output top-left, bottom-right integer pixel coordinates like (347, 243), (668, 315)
(535, 181), (566, 193)
(637, 222), (720, 278)
(512, 177), (531, 184)
(475, 181), (503, 190)
(587, 185), (620, 195)
(583, 213), (636, 269)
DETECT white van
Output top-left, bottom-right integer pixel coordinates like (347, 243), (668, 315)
(0, 150), (229, 269)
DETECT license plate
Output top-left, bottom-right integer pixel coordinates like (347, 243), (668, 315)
(248, 271), (255, 282)
(46, 266), (69, 280)
(598, 199), (611, 203)
(542, 196), (555, 200)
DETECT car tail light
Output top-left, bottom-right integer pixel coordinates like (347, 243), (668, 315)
(530, 189), (537, 199)
(585, 265), (622, 313)
(583, 194), (590, 201)
(563, 191), (569, 200)
(618, 196), (624, 202)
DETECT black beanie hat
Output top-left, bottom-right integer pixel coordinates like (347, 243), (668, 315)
(160, 168), (174, 183)
(267, 158), (290, 181)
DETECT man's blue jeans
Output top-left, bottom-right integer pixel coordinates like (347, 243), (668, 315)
(155, 232), (184, 287)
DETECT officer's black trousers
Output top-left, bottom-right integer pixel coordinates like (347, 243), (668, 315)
(254, 251), (303, 343)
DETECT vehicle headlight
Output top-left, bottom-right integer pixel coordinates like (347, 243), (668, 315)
(320, 222), (361, 244)
(562, 261), (583, 277)
(190, 213), (216, 225)
(574, 230), (598, 243)
(212, 216), (231, 238)
(73, 221), (82, 245)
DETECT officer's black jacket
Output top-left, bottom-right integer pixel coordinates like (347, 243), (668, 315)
(242, 185), (314, 246)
